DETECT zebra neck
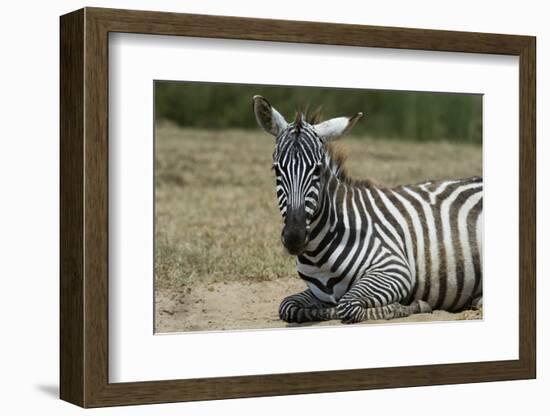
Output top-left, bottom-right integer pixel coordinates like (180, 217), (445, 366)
(304, 163), (373, 258)
(308, 154), (340, 228)
(323, 150), (346, 180)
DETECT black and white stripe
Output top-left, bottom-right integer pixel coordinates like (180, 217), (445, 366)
(253, 96), (482, 323)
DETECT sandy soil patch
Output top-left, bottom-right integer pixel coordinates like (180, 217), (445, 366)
(155, 277), (481, 333)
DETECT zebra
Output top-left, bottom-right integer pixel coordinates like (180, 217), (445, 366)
(252, 95), (483, 324)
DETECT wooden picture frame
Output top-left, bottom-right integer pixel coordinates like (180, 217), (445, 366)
(60, 7), (536, 408)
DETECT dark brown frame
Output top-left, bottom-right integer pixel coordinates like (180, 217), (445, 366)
(60, 7), (536, 408)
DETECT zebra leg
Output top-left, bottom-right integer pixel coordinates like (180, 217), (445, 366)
(279, 289), (337, 323)
(337, 299), (431, 324)
(335, 272), (428, 323)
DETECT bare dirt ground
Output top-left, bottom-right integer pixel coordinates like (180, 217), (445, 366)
(155, 125), (483, 333)
(155, 277), (481, 333)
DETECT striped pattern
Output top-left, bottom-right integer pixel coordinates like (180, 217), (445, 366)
(273, 120), (324, 220)
(272, 120), (483, 324)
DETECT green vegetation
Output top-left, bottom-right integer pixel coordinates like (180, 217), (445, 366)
(155, 82), (482, 143)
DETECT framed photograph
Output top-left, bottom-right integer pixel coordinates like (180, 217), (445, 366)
(60, 7), (536, 408)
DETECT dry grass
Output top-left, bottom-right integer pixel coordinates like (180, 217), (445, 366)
(155, 122), (482, 292)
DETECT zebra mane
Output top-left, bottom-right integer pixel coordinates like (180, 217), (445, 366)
(295, 106), (323, 126)
(297, 106), (379, 187)
(324, 143), (379, 188)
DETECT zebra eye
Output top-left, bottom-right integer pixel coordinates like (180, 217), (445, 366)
(313, 164), (322, 177)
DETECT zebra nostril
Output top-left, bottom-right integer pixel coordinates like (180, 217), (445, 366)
(281, 226), (307, 255)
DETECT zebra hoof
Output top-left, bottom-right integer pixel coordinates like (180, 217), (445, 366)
(279, 306), (305, 323)
(336, 300), (366, 324)
(411, 300), (432, 314)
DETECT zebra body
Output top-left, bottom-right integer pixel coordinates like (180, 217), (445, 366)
(296, 175), (483, 311)
(253, 95), (483, 323)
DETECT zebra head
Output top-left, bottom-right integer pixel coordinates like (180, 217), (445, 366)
(253, 95), (362, 255)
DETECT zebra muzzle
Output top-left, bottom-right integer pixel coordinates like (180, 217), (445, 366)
(281, 209), (308, 255)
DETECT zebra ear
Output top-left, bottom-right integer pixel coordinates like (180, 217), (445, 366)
(253, 95), (288, 137)
(313, 112), (363, 143)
